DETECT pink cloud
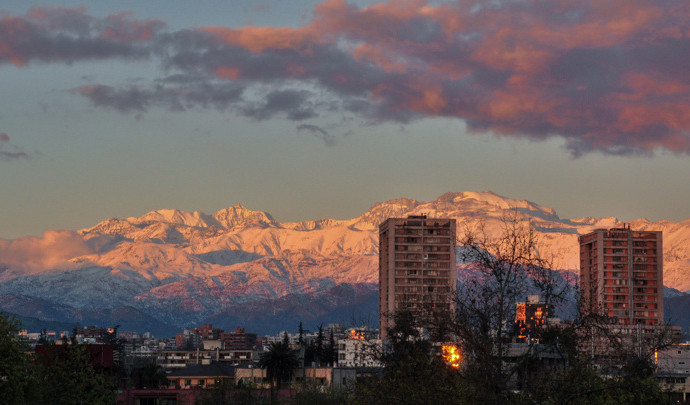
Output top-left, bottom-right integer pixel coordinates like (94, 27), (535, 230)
(5, 1), (690, 155)
(202, 25), (315, 54)
(0, 231), (94, 276)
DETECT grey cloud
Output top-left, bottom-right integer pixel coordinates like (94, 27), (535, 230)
(72, 80), (245, 113)
(0, 133), (32, 161)
(0, 10), (154, 66)
(0, 151), (30, 161)
(297, 124), (336, 146)
(71, 85), (150, 113)
(241, 89), (318, 121)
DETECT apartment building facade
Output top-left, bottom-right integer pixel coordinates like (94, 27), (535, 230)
(579, 227), (663, 325)
(379, 215), (456, 339)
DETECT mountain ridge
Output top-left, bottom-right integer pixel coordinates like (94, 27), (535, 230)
(1, 190), (689, 333)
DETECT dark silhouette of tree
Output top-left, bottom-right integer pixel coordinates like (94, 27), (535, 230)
(292, 384), (350, 405)
(352, 309), (467, 404)
(100, 325), (127, 382)
(298, 321), (304, 346)
(324, 330), (336, 366)
(451, 214), (570, 402)
(259, 341), (298, 389)
(196, 377), (261, 405)
(517, 321), (673, 404)
(37, 328), (50, 345)
(305, 323), (325, 366)
(304, 342), (316, 366)
(0, 312), (33, 404)
(132, 361), (166, 389)
(315, 324), (324, 366)
(34, 334), (115, 404)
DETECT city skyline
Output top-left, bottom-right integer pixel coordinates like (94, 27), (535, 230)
(3, 0), (690, 239)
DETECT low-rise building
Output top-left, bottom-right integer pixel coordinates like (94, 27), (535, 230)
(234, 365), (356, 389)
(221, 327), (258, 350)
(175, 329), (202, 350)
(167, 362), (236, 389)
(157, 348), (258, 370)
(193, 324), (224, 340)
(655, 343), (690, 402)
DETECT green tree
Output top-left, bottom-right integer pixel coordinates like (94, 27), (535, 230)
(132, 361), (166, 389)
(0, 312), (33, 404)
(352, 310), (468, 404)
(292, 384), (349, 405)
(259, 341), (298, 389)
(517, 322), (673, 405)
(100, 325), (127, 382)
(34, 335), (116, 405)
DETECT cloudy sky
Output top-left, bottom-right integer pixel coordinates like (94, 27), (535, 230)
(2, 0), (690, 239)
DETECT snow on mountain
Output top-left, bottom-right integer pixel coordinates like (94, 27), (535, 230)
(136, 208), (220, 229)
(213, 204), (277, 229)
(349, 197), (422, 229)
(1, 190), (690, 331)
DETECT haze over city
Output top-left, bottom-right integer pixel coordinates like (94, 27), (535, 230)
(2, 0), (690, 240)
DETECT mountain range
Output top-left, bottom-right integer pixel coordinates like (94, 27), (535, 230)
(1, 191), (689, 335)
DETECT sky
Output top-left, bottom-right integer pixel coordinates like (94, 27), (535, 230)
(2, 0), (690, 239)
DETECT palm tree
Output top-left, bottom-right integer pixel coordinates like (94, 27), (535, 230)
(259, 341), (299, 389)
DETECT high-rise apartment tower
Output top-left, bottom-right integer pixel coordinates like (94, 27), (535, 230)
(379, 215), (456, 339)
(579, 227), (663, 326)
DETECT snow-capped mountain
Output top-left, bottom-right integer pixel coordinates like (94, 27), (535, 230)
(1, 191), (689, 334)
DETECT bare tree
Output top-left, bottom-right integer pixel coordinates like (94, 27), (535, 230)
(452, 212), (571, 401)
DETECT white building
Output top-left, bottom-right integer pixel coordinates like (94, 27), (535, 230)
(337, 337), (382, 368)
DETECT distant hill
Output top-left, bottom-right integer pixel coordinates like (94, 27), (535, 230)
(0, 294), (179, 337)
(4, 312), (75, 333)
